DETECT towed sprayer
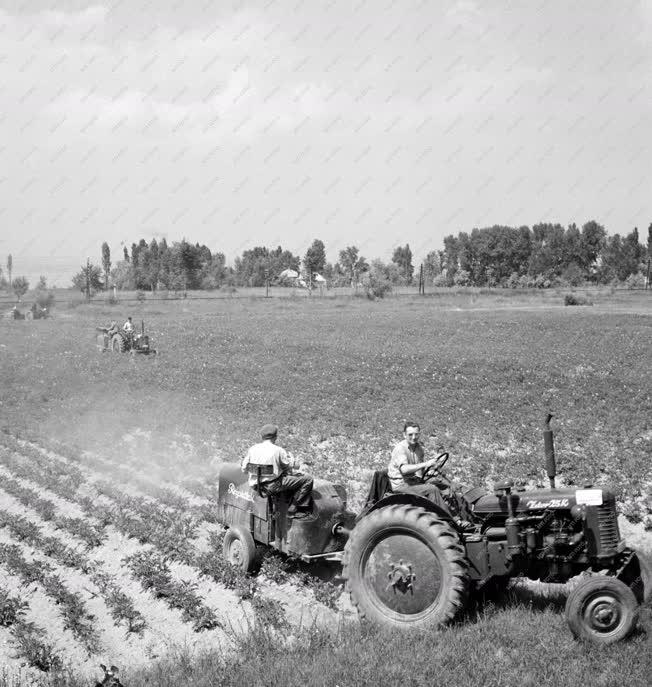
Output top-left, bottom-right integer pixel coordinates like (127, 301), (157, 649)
(544, 413), (556, 489)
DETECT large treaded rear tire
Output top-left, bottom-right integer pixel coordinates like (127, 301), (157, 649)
(342, 504), (469, 629)
(111, 333), (126, 353)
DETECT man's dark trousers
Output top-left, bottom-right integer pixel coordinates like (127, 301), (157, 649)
(264, 474), (313, 510)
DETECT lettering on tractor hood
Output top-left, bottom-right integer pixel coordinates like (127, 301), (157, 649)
(228, 483), (254, 503)
(525, 497), (570, 509)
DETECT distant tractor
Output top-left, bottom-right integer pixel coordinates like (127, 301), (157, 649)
(96, 320), (157, 355)
(25, 303), (50, 320)
(213, 416), (651, 645)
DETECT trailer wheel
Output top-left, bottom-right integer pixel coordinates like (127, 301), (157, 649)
(342, 504), (469, 629)
(565, 576), (639, 645)
(223, 526), (257, 573)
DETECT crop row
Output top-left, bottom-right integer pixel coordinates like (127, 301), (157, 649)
(125, 550), (222, 632)
(6, 432), (208, 506)
(1, 438), (341, 613)
(0, 585), (63, 672)
(0, 467), (107, 548)
(0, 509), (93, 573)
(2, 432), (221, 524)
(0, 507), (147, 636)
(0, 543), (100, 653)
(6, 433), (231, 531)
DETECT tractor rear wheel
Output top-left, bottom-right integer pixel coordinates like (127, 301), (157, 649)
(222, 526), (257, 573)
(565, 576), (639, 645)
(111, 334), (125, 353)
(342, 504), (469, 629)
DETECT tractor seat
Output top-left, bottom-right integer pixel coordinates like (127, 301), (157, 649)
(246, 464), (275, 497)
(364, 469), (393, 508)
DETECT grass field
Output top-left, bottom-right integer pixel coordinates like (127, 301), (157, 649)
(0, 290), (650, 685)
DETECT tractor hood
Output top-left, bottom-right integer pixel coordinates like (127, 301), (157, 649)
(472, 487), (615, 514)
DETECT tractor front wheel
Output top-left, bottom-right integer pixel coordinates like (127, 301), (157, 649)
(342, 504), (469, 630)
(565, 576), (639, 645)
(222, 526), (257, 573)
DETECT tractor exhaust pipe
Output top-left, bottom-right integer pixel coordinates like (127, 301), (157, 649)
(544, 413), (556, 489)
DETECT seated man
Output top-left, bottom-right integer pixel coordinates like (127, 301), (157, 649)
(388, 421), (473, 527)
(241, 424), (314, 519)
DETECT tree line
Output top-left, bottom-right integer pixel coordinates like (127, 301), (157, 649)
(436, 222), (651, 288)
(67, 238), (417, 293)
(2, 220), (650, 300)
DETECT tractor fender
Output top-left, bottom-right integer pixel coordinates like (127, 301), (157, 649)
(357, 493), (455, 527)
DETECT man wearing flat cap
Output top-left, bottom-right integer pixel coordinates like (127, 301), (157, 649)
(241, 423), (314, 518)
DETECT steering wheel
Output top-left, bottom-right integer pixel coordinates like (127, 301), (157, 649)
(422, 452), (449, 480)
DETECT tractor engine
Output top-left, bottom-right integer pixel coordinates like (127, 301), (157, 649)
(469, 416), (624, 584)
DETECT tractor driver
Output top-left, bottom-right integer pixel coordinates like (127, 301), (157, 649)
(388, 421), (473, 527)
(122, 316), (135, 342)
(241, 424), (314, 519)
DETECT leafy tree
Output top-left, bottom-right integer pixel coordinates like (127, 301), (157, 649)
(338, 246), (368, 286)
(0, 266), (5, 290)
(71, 263), (103, 294)
(101, 242), (111, 289)
(200, 252), (228, 289)
(110, 260), (134, 290)
(391, 244), (414, 284)
(304, 239), (326, 287)
(12, 276), (29, 301)
(441, 235), (459, 284)
(647, 223), (652, 259)
(123, 246), (130, 262)
(595, 230), (643, 284)
(6, 254), (12, 290)
(423, 250), (442, 284)
(234, 246), (271, 287)
(579, 220), (607, 273)
(529, 223), (566, 278)
(563, 223), (583, 268)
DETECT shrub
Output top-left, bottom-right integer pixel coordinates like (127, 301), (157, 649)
(361, 262), (392, 300)
(624, 272), (646, 290)
(564, 294), (593, 306)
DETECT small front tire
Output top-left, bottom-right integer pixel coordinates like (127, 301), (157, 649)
(565, 576), (639, 645)
(222, 526), (257, 573)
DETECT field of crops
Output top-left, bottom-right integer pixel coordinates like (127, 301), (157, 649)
(0, 290), (650, 684)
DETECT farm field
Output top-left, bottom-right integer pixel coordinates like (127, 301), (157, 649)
(0, 291), (650, 685)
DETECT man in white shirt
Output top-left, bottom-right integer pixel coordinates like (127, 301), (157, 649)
(241, 424), (313, 518)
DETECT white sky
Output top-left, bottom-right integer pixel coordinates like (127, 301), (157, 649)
(1, 0), (651, 286)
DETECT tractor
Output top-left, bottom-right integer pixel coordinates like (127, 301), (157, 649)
(96, 320), (156, 355)
(213, 416), (651, 645)
(25, 303), (50, 320)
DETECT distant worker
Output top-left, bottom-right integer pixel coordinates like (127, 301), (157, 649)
(241, 424), (314, 518)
